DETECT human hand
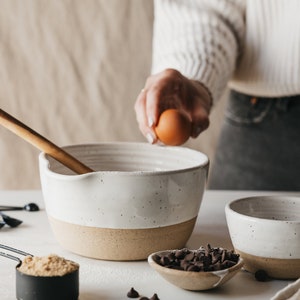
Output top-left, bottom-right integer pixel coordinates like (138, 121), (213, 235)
(134, 69), (212, 144)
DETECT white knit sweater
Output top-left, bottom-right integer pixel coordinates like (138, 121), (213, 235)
(152, 0), (300, 102)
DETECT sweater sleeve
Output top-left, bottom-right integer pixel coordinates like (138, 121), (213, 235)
(151, 0), (246, 103)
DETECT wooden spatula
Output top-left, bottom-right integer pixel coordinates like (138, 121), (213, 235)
(0, 109), (94, 174)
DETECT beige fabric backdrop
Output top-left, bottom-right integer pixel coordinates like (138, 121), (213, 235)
(0, 0), (226, 189)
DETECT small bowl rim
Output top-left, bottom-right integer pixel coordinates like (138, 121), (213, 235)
(225, 196), (300, 224)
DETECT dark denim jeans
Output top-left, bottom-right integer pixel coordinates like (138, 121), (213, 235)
(208, 90), (300, 191)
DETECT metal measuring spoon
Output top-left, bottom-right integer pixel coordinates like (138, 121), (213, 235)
(0, 212), (23, 227)
(0, 202), (39, 212)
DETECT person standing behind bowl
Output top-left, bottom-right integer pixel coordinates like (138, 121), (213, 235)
(134, 0), (300, 191)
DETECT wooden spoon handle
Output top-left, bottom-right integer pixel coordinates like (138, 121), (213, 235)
(0, 109), (94, 174)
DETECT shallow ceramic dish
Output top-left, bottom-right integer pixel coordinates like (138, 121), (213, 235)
(225, 196), (300, 279)
(148, 250), (243, 290)
(39, 142), (209, 261)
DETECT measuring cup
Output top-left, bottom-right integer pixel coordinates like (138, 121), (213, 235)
(0, 244), (79, 300)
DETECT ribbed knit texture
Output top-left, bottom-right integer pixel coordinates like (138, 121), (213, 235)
(152, 0), (300, 102)
(229, 0), (300, 97)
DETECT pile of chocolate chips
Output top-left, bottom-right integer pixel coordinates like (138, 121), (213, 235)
(153, 244), (240, 272)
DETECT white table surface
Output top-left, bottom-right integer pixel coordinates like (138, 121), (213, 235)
(0, 190), (299, 300)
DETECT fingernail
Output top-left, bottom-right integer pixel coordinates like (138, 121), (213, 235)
(148, 117), (154, 127)
(146, 132), (155, 144)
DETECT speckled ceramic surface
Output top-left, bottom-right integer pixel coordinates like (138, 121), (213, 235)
(39, 142), (209, 260)
(225, 196), (300, 279)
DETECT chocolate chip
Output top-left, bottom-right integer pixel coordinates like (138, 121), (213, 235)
(187, 264), (201, 272)
(255, 269), (270, 282)
(221, 250), (226, 262)
(221, 260), (236, 269)
(166, 252), (175, 261)
(211, 253), (221, 264)
(127, 287), (139, 298)
(185, 252), (195, 261)
(174, 249), (185, 259)
(160, 256), (170, 266)
(194, 261), (204, 270)
(211, 262), (222, 271)
(139, 297), (149, 300)
(149, 293), (160, 300)
(179, 259), (188, 269)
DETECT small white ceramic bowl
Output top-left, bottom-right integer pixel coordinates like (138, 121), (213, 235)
(225, 196), (300, 279)
(39, 142), (209, 261)
(148, 250), (243, 291)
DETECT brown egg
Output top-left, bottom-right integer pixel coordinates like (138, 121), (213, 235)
(155, 109), (191, 146)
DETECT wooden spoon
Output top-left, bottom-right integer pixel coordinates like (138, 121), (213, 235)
(0, 109), (94, 174)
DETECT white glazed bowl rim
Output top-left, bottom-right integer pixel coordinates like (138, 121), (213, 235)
(225, 195), (300, 224)
(39, 142), (209, 178)
(39, 142), (209, 229)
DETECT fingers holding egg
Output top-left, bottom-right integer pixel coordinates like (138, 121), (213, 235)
(134, 89), (158, 144)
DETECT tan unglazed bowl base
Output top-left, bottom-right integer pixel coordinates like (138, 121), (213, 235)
(236, 249), (300, 279)
(48, 216), (197, 261)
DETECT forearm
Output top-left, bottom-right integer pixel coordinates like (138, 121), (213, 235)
(152, 0), (246, 104)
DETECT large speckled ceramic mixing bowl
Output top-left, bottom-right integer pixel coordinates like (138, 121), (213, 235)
(225, 196), (300, 279)
(39, 142), (209, 261)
